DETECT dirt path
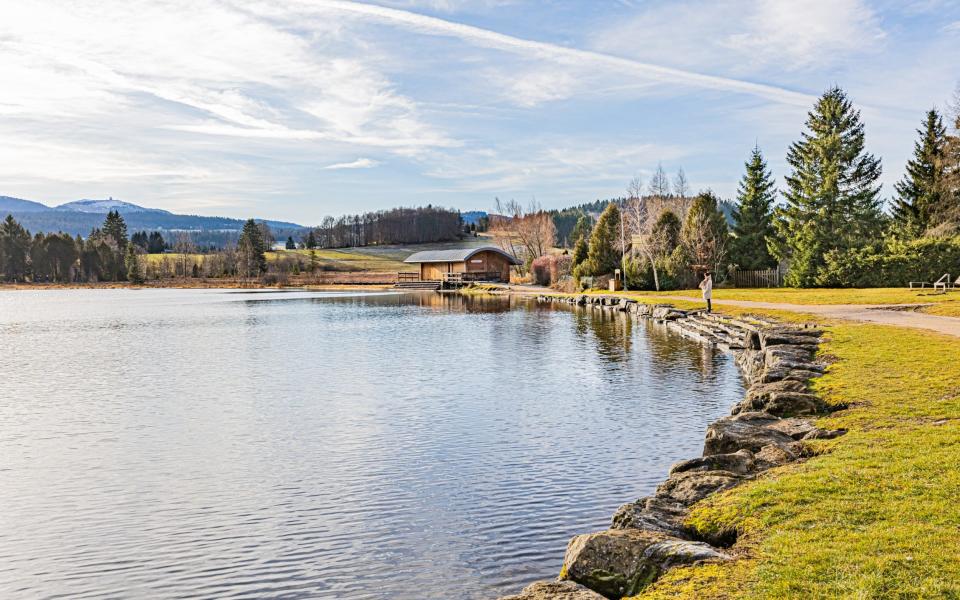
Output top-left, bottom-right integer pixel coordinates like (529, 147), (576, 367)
(659, 295), (960, 338)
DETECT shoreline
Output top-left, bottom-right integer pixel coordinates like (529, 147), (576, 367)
(499, 294), (844, 600)
(0, 281), (397, 291)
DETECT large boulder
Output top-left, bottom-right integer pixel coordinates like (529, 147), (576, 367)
(753, 442), (801, 470)
(498, 580), (606, 600)
(611, 496), (688, 537)
(734, 382), (824, 417)
(703, 412), (796, 455)
(759, 365), (824, 384)
(669, 449), (756, 476)
(655, 470), (744, 505)
(561, 529), (729, 599)
(760, 331), (821, 348)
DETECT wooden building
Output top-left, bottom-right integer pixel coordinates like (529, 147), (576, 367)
(401, 246), (520, 284)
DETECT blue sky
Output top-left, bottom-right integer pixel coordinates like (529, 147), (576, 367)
(1, 0), (958, 224)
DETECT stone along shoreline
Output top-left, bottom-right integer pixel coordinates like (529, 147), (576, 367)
(497, 295), (846, 600)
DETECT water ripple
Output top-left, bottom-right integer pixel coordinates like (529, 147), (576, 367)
(0, 289), (744, 599)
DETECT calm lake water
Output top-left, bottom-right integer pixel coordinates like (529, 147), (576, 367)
(0, 289), (745, 599)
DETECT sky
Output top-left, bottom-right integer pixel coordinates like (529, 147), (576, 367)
(1, 0), (958, 224)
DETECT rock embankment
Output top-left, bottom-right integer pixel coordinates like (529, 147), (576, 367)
(497, 294), (845, 600)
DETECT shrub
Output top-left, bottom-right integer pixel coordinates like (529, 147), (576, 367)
(531, 254), (573, 287)
(816, 236), (960, 287)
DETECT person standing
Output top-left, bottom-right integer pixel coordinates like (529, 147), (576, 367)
(699, 271), (713, 313)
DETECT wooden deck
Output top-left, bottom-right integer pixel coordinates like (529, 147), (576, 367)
(394, 271), (503, 290)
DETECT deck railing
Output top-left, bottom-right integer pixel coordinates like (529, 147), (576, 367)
(731, 267), (784, 288)
(397, 272), (420, 282)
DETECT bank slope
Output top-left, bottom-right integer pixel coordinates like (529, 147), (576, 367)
(637, 320), (960, 599)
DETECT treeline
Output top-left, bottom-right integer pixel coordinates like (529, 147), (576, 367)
(0, 210), (138, 282)
(0, 210), (277, 283)
(564, 85), (960, 290)
(306, 206), (463, 248)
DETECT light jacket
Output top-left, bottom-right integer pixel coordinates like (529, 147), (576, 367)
(700, 276), (713, 299)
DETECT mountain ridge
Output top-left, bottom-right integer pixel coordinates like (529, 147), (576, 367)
(1, 195), (304, 237)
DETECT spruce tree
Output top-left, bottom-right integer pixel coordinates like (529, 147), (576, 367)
(125, 243), (144, 284)
(285, 236), (296, 250)
(774, 87), (883, 287)
(893, 109), (948, 234)
(679, 191), (729, 276)
(570, 214), (592, 246)
(650, 210), (681, 258)
(731, 147), (777, 270)
(574, 203), (621, 279)
(102, 210), (128, 249)
(238, 218), (267, 276)
(0, 215), (31, 281)
(571, 235), (588, 269)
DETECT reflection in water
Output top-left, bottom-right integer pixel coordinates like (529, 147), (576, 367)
(0, 289), (744, 600)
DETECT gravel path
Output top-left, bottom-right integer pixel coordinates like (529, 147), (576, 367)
(659, 295), (960, 338)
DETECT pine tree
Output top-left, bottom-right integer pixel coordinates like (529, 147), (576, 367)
(102, 210), (128, 249)
(285, 236), (296, 250)
(893, 109), (948, 235)
(731, 147), (777, 270)
(305, 230), (317, 249)
(574, 203), (621, 279)
(650, 210), (681, 258)
(125, 243), (144, 284)
(571, 235), (588, 269)
(570, 214), (592, 246)
(0, 215), (32, 281)
(774, 87), (883, 287)
(679, 191), (729, 276)
(147, 231), (166, 254)
(238, 218), (266, 277)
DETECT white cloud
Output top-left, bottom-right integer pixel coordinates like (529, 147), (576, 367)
(592, 0), (886, 75)
(724, 0), (886, 70)
(944, 21), (960, 33)
(323, 158), (380, 170)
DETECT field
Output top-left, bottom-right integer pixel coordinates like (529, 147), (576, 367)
(144, 236), (494, 274)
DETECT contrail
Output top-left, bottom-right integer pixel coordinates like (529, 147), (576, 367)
(300, 0), (816, 107)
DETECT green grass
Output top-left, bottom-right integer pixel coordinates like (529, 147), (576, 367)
(265, 248), (410, 272)
(629, 319), (960, 599)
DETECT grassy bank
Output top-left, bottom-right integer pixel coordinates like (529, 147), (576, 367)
(610, 304), (960, 598)
(628, 286), (960, 314)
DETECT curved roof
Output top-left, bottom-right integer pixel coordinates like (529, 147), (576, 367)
(403, 246), (521, 265)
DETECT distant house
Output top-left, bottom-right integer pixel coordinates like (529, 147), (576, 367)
(402, 246), (520, 283)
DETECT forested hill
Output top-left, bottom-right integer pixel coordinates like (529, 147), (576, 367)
(0, 196), (302, 239)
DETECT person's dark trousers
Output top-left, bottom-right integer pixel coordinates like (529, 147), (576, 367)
(707, 299), (712, 313)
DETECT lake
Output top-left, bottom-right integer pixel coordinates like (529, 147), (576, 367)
(0, 289), (745, 599)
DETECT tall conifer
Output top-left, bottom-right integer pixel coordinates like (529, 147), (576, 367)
(731, 147), (777, 270)
(893, 109), (948, 234)
(774, 87), (883, 287)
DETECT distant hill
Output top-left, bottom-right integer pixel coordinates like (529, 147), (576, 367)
(1, 195), (304, 247)
(0, 196), (51, 213)
(56, 198), (171, 214)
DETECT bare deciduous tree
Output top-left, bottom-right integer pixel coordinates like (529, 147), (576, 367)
(490, 198), (556, 275)
(648, 163), (672, 198)
(673, 168), (690, 199)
